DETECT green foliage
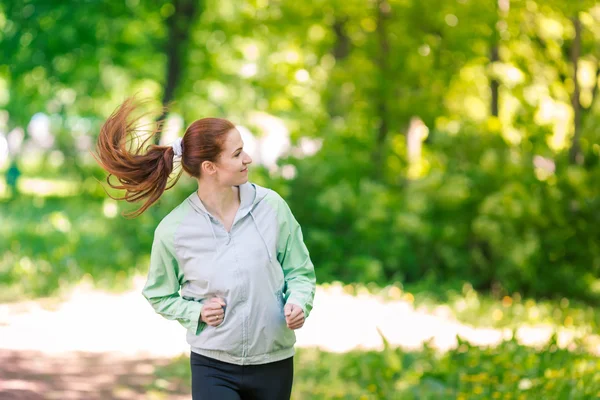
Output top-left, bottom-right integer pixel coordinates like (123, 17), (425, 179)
(0, 188), (191, 300)
(282, 123), (600, 301)
(147, 337), (600, 399)
(0, 0), (167, 127)
(1, 0), (600, 301)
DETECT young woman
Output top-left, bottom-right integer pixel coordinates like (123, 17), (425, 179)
(94, 99), (316, 400)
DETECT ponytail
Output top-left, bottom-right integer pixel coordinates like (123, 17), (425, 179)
(94, 98), (182, 217)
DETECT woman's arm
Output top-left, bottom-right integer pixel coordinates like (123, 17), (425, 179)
(274, 194), (317, 319)
(142, 234), (206, 335)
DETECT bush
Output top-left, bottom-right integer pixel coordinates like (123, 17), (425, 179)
(148, 335), (600, 399)
(281, 126), (600, 302)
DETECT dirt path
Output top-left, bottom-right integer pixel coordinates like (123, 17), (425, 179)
(0, 350), (190, 400)
(1, 278), (597, 399)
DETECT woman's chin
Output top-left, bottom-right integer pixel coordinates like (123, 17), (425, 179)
(236, 175), (249, 185)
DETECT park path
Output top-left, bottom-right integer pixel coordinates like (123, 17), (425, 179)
(1, 278), (597, 399)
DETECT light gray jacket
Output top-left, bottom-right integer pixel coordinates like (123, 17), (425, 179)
(142, 182), (316, 365)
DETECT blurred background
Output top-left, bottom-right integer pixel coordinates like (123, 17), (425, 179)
(0, 0), (599, 399)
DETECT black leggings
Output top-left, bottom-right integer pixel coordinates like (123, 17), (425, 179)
(190, 351), (294, 400)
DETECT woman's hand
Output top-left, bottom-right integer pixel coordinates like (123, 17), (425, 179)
(201, 297), (226, 327)
(284, 303), (305, 330)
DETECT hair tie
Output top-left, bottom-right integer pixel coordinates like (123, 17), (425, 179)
(171, 137), (183, 157)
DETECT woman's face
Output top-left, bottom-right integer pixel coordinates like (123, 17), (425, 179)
(213, 129), (252, 185)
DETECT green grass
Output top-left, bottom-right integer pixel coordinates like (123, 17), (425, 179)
(146, 336), (600, 399)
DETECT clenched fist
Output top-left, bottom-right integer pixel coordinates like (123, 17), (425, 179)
(284, 303), (305, 330)
(201, 297), (226, 327)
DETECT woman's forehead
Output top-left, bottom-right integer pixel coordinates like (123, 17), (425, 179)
(223, 129), (243, 147)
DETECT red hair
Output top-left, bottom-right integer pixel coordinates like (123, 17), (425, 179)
(94, 98), (235, 217)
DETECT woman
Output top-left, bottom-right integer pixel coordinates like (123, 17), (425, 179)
(94, 98), (316, 399)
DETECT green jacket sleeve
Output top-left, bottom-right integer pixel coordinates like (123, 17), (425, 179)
(275, 195), (317, 319)
(142, 232), (205, 335)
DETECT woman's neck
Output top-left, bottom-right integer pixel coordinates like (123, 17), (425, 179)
(196, 180), (240, 219)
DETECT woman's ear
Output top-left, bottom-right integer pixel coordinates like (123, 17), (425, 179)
(201, 160), (217, 175)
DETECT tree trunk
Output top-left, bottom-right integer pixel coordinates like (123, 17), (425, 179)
(490, 0), (509, 118)
(155, 0), (201, 144)
(326, 17), (351, 118)
(490, 46), (500, 117)
(569, 16), (582, 165)
(332, 18), (350, 61)
(372, 0), (391, 174)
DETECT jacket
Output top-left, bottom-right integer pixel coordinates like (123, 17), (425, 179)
(142, 182), (316, 365)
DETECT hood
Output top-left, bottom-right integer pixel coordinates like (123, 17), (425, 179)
(187, 182), (270, 219)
